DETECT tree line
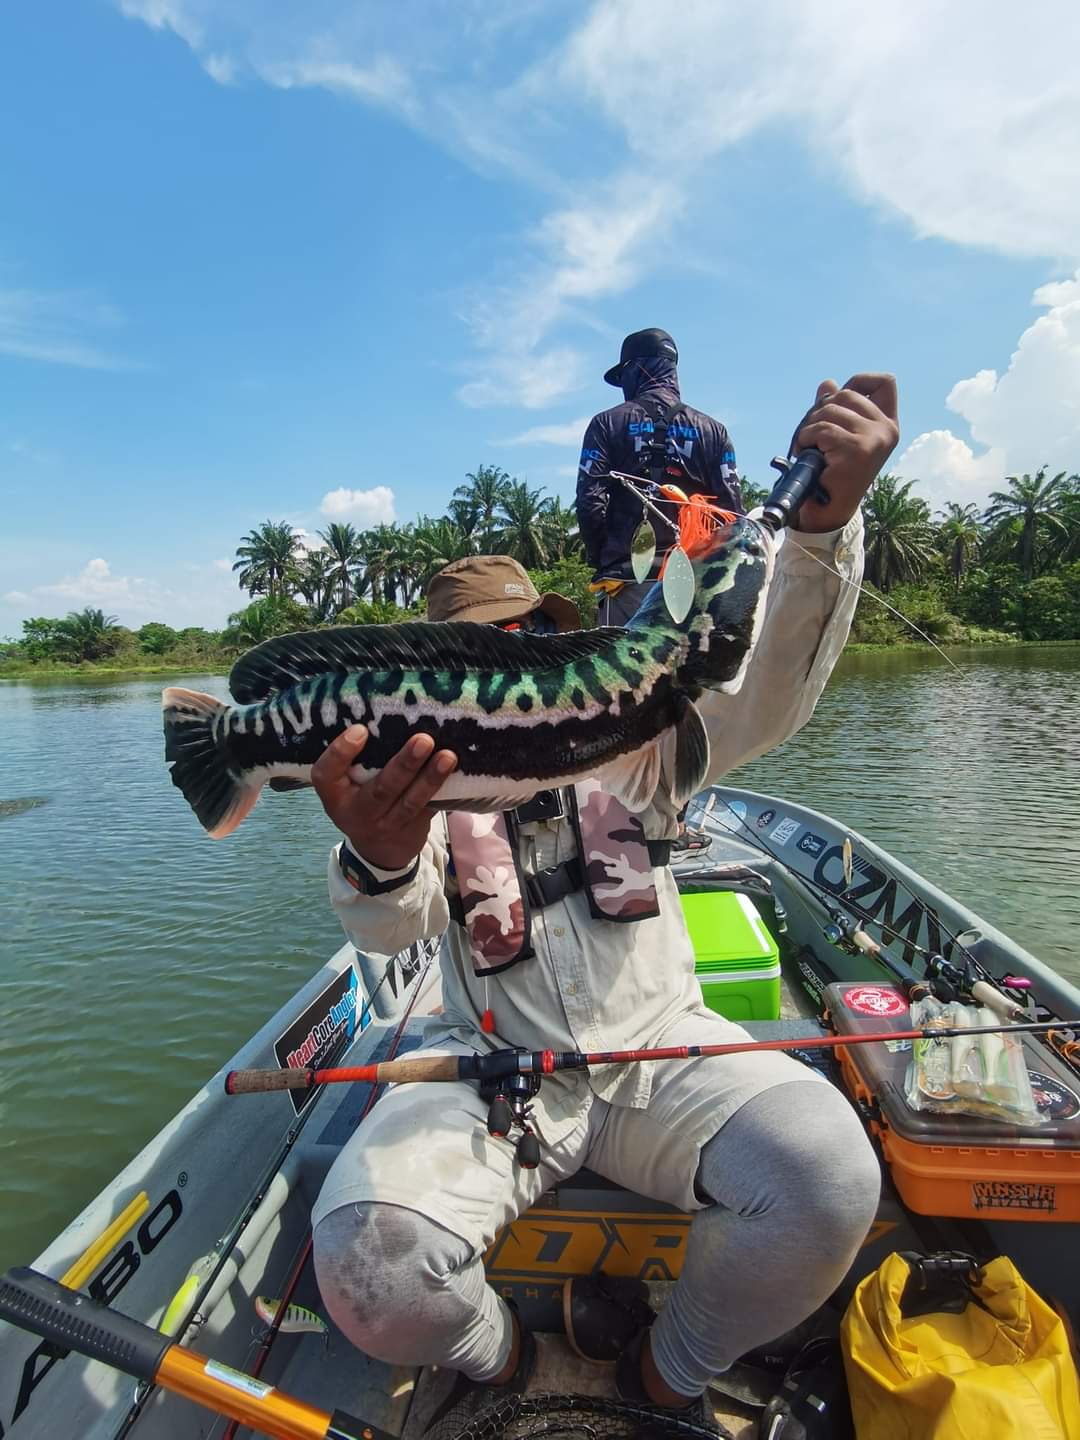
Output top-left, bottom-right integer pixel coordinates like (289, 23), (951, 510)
(4, 463), (1080, 672)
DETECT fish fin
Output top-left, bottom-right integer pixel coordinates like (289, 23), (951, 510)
(162, 687), (260, 838)
(435, 792), (539, 814)
(671, 694), (710, 805)
(268, 777), (312, 792)
(229, 623), (623, 703)
(601, 743), (662, 814)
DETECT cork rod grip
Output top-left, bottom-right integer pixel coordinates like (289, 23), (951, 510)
(224, 1053), (463, 1094)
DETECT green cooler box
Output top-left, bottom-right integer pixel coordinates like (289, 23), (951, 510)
(680, 889), (781, 1021)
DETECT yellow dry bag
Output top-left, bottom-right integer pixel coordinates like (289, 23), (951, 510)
(841, 1250), (1080, 1439)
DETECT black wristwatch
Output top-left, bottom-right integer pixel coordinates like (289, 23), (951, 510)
(338, 842), (420, 896)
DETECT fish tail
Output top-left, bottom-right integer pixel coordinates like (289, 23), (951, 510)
(162, 687), (260, 838)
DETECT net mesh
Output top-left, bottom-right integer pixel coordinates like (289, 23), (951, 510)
(442, 1392), (732, 1440)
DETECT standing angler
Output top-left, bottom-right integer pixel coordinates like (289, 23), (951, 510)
(577, 327), (740, 625)
(308, 379), (900, 1431)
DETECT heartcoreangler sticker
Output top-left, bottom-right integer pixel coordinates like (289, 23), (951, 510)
(273, 965), (362, 1114)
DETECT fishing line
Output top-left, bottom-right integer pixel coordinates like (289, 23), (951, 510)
(704, 788), (987, 971)
(111, 943), (427, 1440)
(781, 531), (963, 673)
(217, 935), (441, 1440)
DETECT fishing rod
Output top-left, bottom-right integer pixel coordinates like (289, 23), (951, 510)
(110, 944), (434, 1440)
(0, 1267), (389, 1440)
(225, 1016), (1078, 1167)
(226, 1016), (1076, 1092)
(701, 789), (1034, 1018)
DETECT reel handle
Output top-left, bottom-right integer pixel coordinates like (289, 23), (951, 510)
(761, 448), (828, 532)
(487, 1095), (512, 1139)
(516, 1129), (541, 1170)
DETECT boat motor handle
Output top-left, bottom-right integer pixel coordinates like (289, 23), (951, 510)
(0, 1266), (168, 1381)
(760, 447), (828, 532)
(0, 1266), (387, 1440)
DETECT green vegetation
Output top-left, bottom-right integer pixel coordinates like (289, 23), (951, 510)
(4, 464), (1079, 677)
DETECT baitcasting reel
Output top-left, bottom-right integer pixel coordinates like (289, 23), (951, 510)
(480, 1057), (542, 1169)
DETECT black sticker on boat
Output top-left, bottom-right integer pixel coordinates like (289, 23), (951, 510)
(274, 965), (364, 1114)
(797, 831), (827, 857)
(756, 808), (775, 828)
(971, 1181), (1057, 1213)
(1028, 1072), (1080, 1122)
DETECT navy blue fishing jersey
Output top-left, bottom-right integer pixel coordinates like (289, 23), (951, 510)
(576, 357), (740, 580)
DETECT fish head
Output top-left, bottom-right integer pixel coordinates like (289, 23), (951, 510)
(680, 513), (776, 692)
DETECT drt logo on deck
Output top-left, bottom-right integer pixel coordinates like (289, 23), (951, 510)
(486, 1210), (690, 1283)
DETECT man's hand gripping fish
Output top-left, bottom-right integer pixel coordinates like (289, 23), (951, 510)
(163, 499), (781, 838)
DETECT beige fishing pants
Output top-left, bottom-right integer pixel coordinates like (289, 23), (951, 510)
(312, 1009), (881, 1395)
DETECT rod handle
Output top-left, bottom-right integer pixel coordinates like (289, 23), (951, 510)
(225, 1054), (464, 1095)
(225, 1067), (318, 1093)
(761, 447), (828, 532)
(0, 1267), (169, 1382)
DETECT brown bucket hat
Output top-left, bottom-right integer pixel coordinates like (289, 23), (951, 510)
(426, 554), (581, 631)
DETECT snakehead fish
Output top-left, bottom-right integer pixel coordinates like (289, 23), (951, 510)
(163, 514), (775, 837)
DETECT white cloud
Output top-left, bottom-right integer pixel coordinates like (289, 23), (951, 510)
(118, 1), (1080, 412)
(259, 56), (416, 118)
(4, 554), (248, 630)
(0, 289), (135, 370)
(896, 270), (1080, 507)
(116, 0), (203, 47)
(499, 416), (590, 446)
(319, 485), (396, 525)
(34, 557), (162, 614)
(202, 51), (236, 84)
(560, 1), (1080, 261)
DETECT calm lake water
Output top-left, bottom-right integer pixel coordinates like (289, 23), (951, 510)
(2, 645), (1079, 1267)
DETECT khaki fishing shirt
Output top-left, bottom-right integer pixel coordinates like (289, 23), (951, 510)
(326, 516), (863, 1125)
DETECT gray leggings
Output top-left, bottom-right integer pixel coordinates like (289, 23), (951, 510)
(313, 1079), (879, 1397)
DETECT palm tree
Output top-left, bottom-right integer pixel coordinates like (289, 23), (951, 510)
(861, 474), (935, 592)
(55, 607), (122, 662)
(495, 480), (553, 568)
(984, 469), (1071, 581)
(446, 496), (481, 538)
(453, 466), (512, 547)
(412, 517), (475, 588)
(293, 548), (338, 623)
(233, 520), (302, 599)
(1059, 479), (1080, 564)
(541, 497), (581, 561)
(359, 523), (402, 606)
(224, 597), (308, 647)
(738, 478), (770, 511)
(317, 522), (365, 611)
(936, 502), (982, 590)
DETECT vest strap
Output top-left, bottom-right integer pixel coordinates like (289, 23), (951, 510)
(447, 840), (671, 928)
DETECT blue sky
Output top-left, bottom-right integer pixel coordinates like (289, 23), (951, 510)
(3, 0), (1079, 633)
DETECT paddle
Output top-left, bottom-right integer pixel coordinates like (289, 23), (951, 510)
(223, 1016), (1080, 1094)
(0, 1267), (390, 1440)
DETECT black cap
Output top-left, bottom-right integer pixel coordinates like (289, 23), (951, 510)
(604, 328), (679, 387)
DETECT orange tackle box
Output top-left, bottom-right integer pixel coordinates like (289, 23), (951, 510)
(826, 982), (1080, 1223)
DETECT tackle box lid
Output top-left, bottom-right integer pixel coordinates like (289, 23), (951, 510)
(825, 981), (1080, 1149)
(681, 890), (779, 972)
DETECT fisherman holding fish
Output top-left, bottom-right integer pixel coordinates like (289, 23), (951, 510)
(577, 328), (740, 626)
(301, 373), (900, 1426)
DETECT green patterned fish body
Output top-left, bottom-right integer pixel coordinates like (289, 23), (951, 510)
(163, 517), (774, 837)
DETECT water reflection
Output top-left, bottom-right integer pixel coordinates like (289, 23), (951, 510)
(2, 649), (1079, 1269)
